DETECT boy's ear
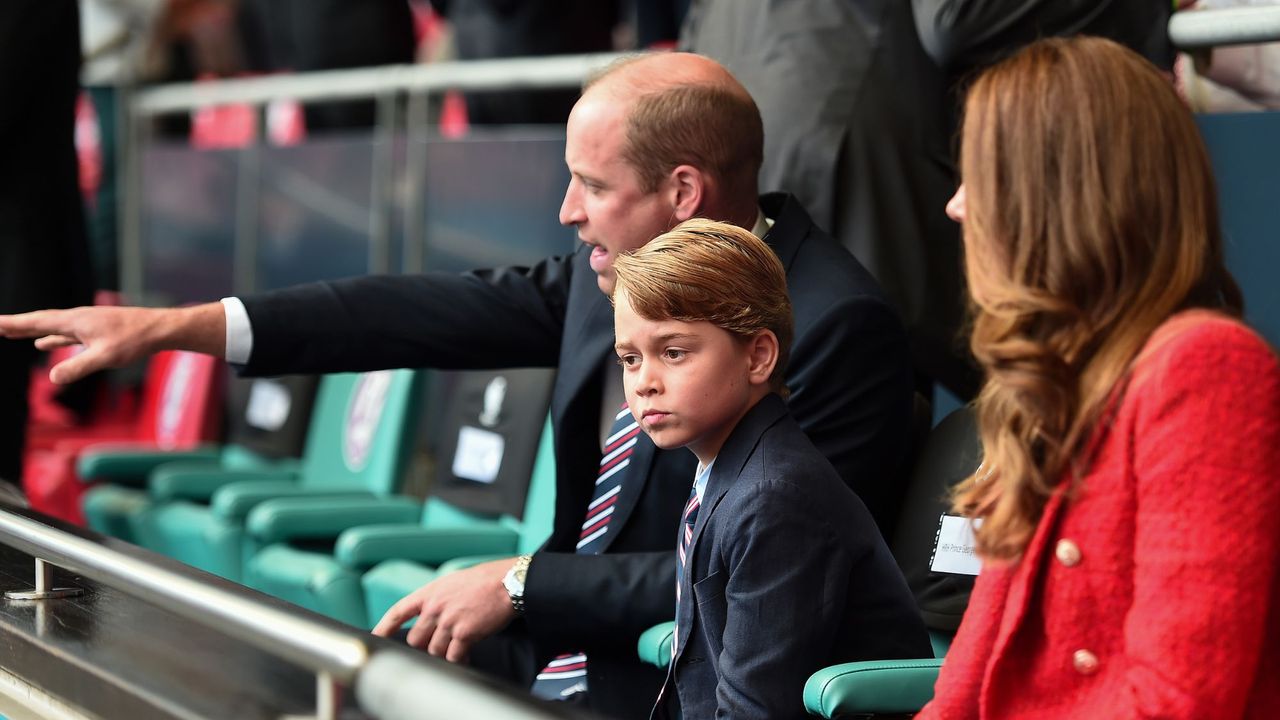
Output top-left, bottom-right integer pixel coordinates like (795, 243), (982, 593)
(667, 164), (705, 222)
(746, 330), (780, 387)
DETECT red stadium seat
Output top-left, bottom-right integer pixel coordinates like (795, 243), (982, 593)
(23, 351), (224, 524)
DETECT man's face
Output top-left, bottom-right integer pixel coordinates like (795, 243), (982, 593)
(560, 94), (675, 295)
(614, 290), (758, 465)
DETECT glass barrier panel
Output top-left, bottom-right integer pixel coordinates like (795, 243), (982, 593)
(140, 143), (237, 305)
(257, 134), (378, 289)
(419, 128), (575, 272)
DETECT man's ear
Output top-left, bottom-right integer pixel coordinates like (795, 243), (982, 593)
(745, 330), (779, 388)
(667, 164), (706, 223)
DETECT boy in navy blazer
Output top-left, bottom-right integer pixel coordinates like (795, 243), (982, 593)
(612, 219), (930, 719)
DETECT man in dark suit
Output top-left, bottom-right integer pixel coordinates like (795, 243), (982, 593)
(0, 53), (914, 718)
(0, 1), (95, 483)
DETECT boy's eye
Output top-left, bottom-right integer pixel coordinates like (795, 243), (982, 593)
(617, 354), (639, 368)
(664, 349), (686, 361)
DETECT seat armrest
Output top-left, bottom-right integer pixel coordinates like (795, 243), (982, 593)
(247, 496), (423, 545)
(212, 482), (376, 522)
(148, 465), (300, 502)
(803, 658), (943, 718)
(78, 445), (223, 485)
(637, 621), (676, 669)
(335, 525), (520, 570)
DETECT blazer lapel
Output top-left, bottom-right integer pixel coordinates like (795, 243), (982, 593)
(670, 395), (789, 667)
(987, 488), (1071, 668)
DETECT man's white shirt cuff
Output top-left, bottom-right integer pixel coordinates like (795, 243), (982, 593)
(220, 297), (254, 365)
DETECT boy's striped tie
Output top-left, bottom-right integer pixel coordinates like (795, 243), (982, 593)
(673, 484), (701, 654)
(531, 404), (638, 700)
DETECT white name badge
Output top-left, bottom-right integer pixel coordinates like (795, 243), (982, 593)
(930, 514), (982, 576)
(452, 425), (505, 484)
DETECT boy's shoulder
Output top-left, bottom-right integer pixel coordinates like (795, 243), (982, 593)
(712, 401), (869, 529)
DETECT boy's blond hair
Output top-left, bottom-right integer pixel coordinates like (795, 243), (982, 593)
(612, 218), (793, 394)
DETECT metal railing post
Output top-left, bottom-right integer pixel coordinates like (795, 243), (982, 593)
(4, 557), (83, 600)
(368, 92), (399, 276)
(231, 106), (264, 296)
(401, 91), (432, 275)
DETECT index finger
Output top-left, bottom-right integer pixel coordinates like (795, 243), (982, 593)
(372, 596), (422, 637)
(0, 310), (72, 340)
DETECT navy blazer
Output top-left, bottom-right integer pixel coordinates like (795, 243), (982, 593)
(240, 192), (914, 717)
(662, 394), (930, 720)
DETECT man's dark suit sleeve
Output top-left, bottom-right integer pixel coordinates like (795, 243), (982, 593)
(240, 251), (577, 376)
(786, 293), (914, 532)
(523, 551), (676, 653)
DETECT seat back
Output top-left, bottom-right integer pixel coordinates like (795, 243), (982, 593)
(890, 405), (983, 646)
(515, 415), (556, 554)
(297, 369), (424, 494)
(133, 351), (224, 449)
(224, 374), (320, 465)
(423, 368), (555, 524)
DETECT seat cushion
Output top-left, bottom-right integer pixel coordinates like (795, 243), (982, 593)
(246, 543), (367, 628)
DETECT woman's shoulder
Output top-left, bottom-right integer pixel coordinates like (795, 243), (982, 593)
(1132, 310), (1278, 387)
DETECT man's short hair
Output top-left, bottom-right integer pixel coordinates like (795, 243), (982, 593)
(586, 59), (764, 197)
(612, 219), (793, 394)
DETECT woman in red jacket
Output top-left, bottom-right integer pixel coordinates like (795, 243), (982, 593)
(920, 37), (1280, 719)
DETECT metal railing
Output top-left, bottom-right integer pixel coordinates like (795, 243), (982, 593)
(1169, 5), (1280, 50)
(0, 506), (587, 720)
(121, 52), (628, 303)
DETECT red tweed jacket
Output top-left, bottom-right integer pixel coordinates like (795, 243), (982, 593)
(920, 312), (1280, 719)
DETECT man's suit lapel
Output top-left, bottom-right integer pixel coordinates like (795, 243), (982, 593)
(759, 192), (809, 273)
(670, 394), (789, 668)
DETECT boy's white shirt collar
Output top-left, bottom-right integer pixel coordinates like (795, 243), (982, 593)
(694, 459), (715, 504)
(751, 210), (773, 240)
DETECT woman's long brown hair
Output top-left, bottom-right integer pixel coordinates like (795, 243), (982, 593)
(954, 37), (1242, 560)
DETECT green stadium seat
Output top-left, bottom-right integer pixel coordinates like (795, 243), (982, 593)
(129, 369), (423, 582)
(242, 370), (555, 628)
(82, 375), (317, 543)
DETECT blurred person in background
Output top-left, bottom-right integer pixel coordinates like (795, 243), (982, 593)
(684, 0), (1180, 405)
(238, 0), (415, 132)
(80, 0), (165, 292)
(0, 1), (95, 489)
(427, 0), (622, 125)
(920, 37), (1280, 719)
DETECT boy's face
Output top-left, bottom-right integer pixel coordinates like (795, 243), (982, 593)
(613, 289), (776, 466)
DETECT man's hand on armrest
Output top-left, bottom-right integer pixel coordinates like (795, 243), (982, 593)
(371, 557), (518, 664)
(0, 303), (227, 384)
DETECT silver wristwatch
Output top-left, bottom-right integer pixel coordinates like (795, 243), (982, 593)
(502, 554), (533, 615)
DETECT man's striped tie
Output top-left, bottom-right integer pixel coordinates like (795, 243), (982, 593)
(530, 404), (639, 700)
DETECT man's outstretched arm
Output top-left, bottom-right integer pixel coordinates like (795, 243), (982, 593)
(0, 303), (226, 384)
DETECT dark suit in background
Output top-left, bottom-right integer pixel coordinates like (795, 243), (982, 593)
(0, 1), (95, 481)
(239, 0), (416, 131)
(683, 0), (1176, 402)
(912, 0), (1175, 81)
(660, 394), (930, 719)
(238, 192), (913, 718)
(428, 0), (621, 124)
(682, 0), (975, 399)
